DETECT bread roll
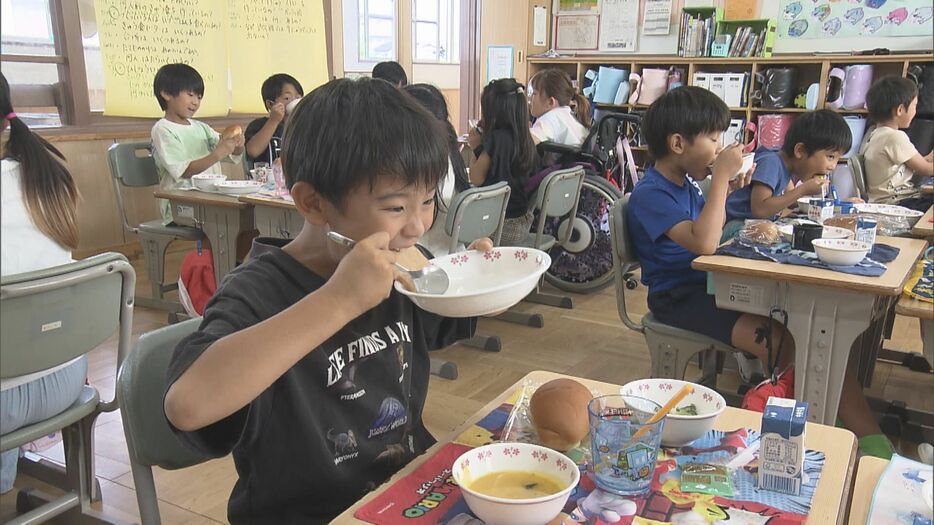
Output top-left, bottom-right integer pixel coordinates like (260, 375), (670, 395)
(747, 221), (780, 243)
(530, 378), (592, 451)
(221, 124), (243, 140)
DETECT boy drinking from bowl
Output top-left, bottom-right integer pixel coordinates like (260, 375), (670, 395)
(151, 63), (244, 225)
(627, 87), (892, 459)
(725, 110), (853, 229)
(163, 78), (489, 524)
(244, 73), (304, 167)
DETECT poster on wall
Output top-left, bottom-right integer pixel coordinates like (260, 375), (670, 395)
(600, 0), (638, 51)
(555, 14), (600, 50)
(778, 0), (933, 39)
(554, 0), (600, 13)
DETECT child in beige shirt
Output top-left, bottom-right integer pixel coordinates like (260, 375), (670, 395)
(860, 76), (933, 211)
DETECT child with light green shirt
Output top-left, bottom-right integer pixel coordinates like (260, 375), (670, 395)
(151, 63), (244, 225)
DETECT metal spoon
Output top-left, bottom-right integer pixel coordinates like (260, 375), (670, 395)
(326, 231), (450, 294)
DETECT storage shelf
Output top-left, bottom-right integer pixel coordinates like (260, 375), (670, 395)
(750, 107), (807, 113)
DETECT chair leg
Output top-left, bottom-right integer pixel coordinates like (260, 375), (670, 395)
(645, 332), (713, 380)
(494, 310), (545, 328)
(130, 463), (162, 525)
(524, 290), (573, 309)
(137, 235), (185, 313)
(429, 358), (458, 380)
(461, 335), (502, 352)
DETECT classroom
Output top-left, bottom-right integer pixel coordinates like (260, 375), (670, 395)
(0, 0), (932, 523)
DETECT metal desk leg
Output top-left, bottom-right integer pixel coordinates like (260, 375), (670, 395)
(196, 204), (254, 287)
(711, 274), (878, 425)
(923, 318), (934, 368)
(254, 206), (304, 239)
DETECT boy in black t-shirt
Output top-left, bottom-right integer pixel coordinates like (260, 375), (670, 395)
(164, 78), (488, 524)
(244, 73), (304, 167)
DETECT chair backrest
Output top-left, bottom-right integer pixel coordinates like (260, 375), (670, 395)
(609, 197), (644, 332)
(848, 154), (868, 200)
(117, 318), (211, 470)
(108, 142), (160, 234)
(444, 181), (511, 251)
(1, 252), (136, 412)
(532, 166), (585, 246)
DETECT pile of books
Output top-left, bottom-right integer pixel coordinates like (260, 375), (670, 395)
(726, 25), (768, 57)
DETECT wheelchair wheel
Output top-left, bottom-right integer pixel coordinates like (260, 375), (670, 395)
(542, 174), (623, 293)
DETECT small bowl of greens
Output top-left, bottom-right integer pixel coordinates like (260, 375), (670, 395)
(620, 379), (725, 447)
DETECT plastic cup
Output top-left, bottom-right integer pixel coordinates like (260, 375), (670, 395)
(587, 395), (665, 496)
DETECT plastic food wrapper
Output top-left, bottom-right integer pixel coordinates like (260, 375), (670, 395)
(736, 219), (782, 246)
(680, 462), (735, 497)
(862, 213), (913, 237)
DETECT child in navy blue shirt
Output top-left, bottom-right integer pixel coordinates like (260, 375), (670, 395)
(726, 110), (852, 225)
(628, 86), (893, 459)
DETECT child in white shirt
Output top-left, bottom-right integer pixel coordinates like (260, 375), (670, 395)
(528, 69), (591, 149)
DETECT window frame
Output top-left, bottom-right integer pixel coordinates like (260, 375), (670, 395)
(411, 0), (458, 65)
(0, 0), (333, 134)
(343, 0), (397, 73)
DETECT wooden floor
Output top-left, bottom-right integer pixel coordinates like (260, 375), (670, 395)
(2, 243), (931, 523)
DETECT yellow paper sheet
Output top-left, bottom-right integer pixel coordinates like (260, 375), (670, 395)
(93, 0), (230, 117)
(227, 0), (330, 114)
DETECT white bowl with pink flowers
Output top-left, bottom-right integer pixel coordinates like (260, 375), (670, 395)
(395, 247), (550, 318)
(620, 379), (725, 447)
(451, 442), (580, 525)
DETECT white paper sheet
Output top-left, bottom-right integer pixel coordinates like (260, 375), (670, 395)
(643, 0), (673, 36)
(598, 0), (638, 52)
(486, 46), (514, 83)
(533, 5), (548, 47)
(555, 14), (600, 50)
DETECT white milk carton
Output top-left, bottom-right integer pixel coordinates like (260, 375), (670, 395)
(758, 396), (807, 495)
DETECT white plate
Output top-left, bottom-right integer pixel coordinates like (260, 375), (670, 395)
(214, 180), (264, 195)
(395, 248), (550, 317)
(854, 202), (924, 218)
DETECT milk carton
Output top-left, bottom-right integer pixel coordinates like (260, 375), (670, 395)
(758, 397), (807, 495)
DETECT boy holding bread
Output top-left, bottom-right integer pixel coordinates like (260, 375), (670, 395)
(725, 109), (852, 226)
(151, 63), (245, 225)
(163, 77), (490, 523)
(628, 87), (892, 459)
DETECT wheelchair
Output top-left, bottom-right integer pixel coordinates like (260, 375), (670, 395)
(531, 112), (643, 293)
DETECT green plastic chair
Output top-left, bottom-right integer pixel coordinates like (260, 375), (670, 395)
(609, 198), (749, 384)
(1, 252), (135, 524)
(428, 182), (511, 379)
(107, 142), (204, 315)
(498, 166), (585, 328)
(116, 319), (212, 524)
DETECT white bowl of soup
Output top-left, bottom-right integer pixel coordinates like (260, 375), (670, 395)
(620, 379), (725, 447)
(394, 248), (551, 318)
(452, 442), (580, 525)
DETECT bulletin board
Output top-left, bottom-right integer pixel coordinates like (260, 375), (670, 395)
(777, 0), (933, 40)
(551, 0), (684, 55)
(93, 0), (330, 117)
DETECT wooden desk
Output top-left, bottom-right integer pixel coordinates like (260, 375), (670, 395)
(847, 456), (888, 524)
(896, 295), (934, 366)
(238, 194), (304, 239)
(336, 370), (858, 524)
(922, 184), (933, 195)
(153, 189), (254, 286)
(693, 236), (928, 425)
(913, 205), (933, 239)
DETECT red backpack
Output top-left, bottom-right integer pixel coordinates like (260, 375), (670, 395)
(178, 248), (216, 316)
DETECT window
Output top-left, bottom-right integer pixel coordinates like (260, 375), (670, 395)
(343, 0), (396, 72)
(1, 0), (63, 127)
(412, 0), (458, 64)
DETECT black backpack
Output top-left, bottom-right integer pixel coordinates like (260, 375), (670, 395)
(909, 63), (934, 117)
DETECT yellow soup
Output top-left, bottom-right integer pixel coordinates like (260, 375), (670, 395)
(468, 470), (564, 499)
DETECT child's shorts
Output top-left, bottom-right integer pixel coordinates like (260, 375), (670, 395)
(647, 283), (742, 346)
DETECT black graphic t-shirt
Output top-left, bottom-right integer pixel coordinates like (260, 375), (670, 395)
(165, 238), (475, 524)
(244, 117), (284, 166)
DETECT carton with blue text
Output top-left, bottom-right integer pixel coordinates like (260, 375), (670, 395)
(758, 396), (808, 495)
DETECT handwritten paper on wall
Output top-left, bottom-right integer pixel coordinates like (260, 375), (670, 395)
(93, 0), (229, 117)
(643, 0), (673, 36)
(599, 0), (637, 52)
(555, 14), (599, 50)
(228, 0), (329, 113)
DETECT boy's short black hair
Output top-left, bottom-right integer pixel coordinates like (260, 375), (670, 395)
(866, 75), (919, 122)
(261, 73), (304, 104)
(641, 86), (731, 159)
(781, 109), (852, 156)
(153, 63), (204, 110)
(282, 77), (448, 207)
(372, 61), (408, 87)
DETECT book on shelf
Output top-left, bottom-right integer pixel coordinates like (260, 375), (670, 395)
(679, 9), (719, 57)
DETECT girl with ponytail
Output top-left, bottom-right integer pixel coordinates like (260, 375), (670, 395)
(1, 71), (87, 494)
(528, 68), (591, 148)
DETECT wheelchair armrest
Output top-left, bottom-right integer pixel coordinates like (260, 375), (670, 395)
(537, 141), (582, 157)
